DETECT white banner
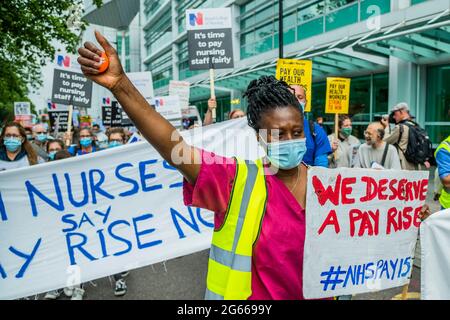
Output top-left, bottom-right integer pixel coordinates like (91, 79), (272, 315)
(169, 81), (190, 109)
(14, 102), (31, 116)
(0, 118), (261, 300)
(152, 96), (182, 121)
(303, 167), (429, 299)
(127, 72), (154, 100)
(420, 208), (450, 300)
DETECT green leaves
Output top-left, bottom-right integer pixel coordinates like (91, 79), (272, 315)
(0, 0), (103, 119)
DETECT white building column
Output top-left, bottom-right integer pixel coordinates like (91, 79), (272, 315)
(388, 56), (418, 117)
(171, 0), (179, 80)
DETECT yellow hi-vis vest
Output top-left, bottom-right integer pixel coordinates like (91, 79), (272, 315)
(435, 136), (450, 209)
(205, 158), (268, 300)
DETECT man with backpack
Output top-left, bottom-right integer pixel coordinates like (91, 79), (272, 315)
(381, 102), (432, 170)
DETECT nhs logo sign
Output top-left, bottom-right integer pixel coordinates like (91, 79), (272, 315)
(186, 8), (232, 30)
(189, 12), (203, 27)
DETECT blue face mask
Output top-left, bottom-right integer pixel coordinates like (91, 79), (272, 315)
(36, 133), (47, 142)
(262, 137), (307, 170)
(108, 141), (123, 148)
(80, 137), (92, 148)
(4, 137), (23, 152)
(48, 151), (57, 161)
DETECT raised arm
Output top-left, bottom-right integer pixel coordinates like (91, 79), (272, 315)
(203, 98), (216, 126)
(78, 31), (200, 183)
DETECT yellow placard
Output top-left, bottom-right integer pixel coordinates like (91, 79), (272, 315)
(276, 59), (313, 112)
(325, 77), (351, 114)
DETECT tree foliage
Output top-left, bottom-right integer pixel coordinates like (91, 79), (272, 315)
(0, 0), (103, 122)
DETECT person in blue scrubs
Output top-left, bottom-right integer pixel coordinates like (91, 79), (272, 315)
(290, 85), (332, 167)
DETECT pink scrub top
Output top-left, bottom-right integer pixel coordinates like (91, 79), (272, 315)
(183, 150), (307, 300)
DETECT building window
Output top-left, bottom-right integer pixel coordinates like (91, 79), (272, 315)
(239, 0), (391, 60)
(125, 35), (130, 56)
(146, 50), (173, 89)
(425, 64), (450, 145)
(117, 34), (122, 56)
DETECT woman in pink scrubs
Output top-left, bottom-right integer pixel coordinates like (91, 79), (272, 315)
(77, 32), (432, 300)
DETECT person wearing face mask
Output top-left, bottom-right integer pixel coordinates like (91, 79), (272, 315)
(25, 127), (34, 142)
(290, 85), (332, 167)
(31, 124), (50, 161)
(78, 32), (317, 299)
(67, 128), (98, 156)
(46, 139), (65, 161)
(78, 34), (314, 299)
(80, 34), (439, 300)
(355, 122), (401, 170)
(0, 122), (40, 171)
(327, 115), (361, 168)
(107, 127), (126, 148)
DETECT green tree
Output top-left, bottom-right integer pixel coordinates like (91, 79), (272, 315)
(0, 0), (103, 123)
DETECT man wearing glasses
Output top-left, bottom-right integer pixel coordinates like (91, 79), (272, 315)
(355, 122), (401, 170)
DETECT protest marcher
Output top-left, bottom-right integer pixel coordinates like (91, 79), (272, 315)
(355, 122), (401, 170)
(77, 32), (326, 299)
(107, 127), (127, 148)
(41, 148), (87, 300)
(434, 168), (443, 201)
(0, 122), (40, 171)
(46, 139), (65, 161)
(316, 116), (331, 135)
(203, 98), (245, 126)
(54, 149), (72, 161)
(25, 127), (33, 141)
(328, 115), (360, 168)
(290, 85), (332, 167)
(92, 123), (109, 149)
(435, 135), (450, 209)
(381, 102), (432, 170)
(67, 128), (98, 156)
(78, 32), (434, 301)
(31, 123), (49, 161)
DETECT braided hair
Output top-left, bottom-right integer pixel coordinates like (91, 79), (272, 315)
(244, 76), (303, 130)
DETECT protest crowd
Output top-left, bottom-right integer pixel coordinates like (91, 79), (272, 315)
(1, 28), (449, 301)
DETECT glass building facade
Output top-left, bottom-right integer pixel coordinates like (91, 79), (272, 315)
(139, 0), (449, 143)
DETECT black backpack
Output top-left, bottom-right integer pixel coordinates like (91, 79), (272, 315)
(398, 120), (433, 165)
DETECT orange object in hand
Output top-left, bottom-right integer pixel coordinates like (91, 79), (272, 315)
(98, 52), (109, 73)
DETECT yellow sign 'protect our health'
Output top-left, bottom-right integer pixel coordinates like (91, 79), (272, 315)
(276, 59), (313, 112)
(325, 77), (351, 114)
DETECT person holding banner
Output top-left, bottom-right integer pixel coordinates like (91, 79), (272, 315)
(78, 32), (318, 299)
(107, 127), (127, 148)
(290, 85), (332, 168)
(327, 115), (360, 168)
(31, 124), (50, 161)
(67, 128), (98, 156)
(46, 139), (65, 161)
(0, 122), (40, 171)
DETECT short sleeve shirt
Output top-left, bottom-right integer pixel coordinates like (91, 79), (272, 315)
(183, 150), (307, 300)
